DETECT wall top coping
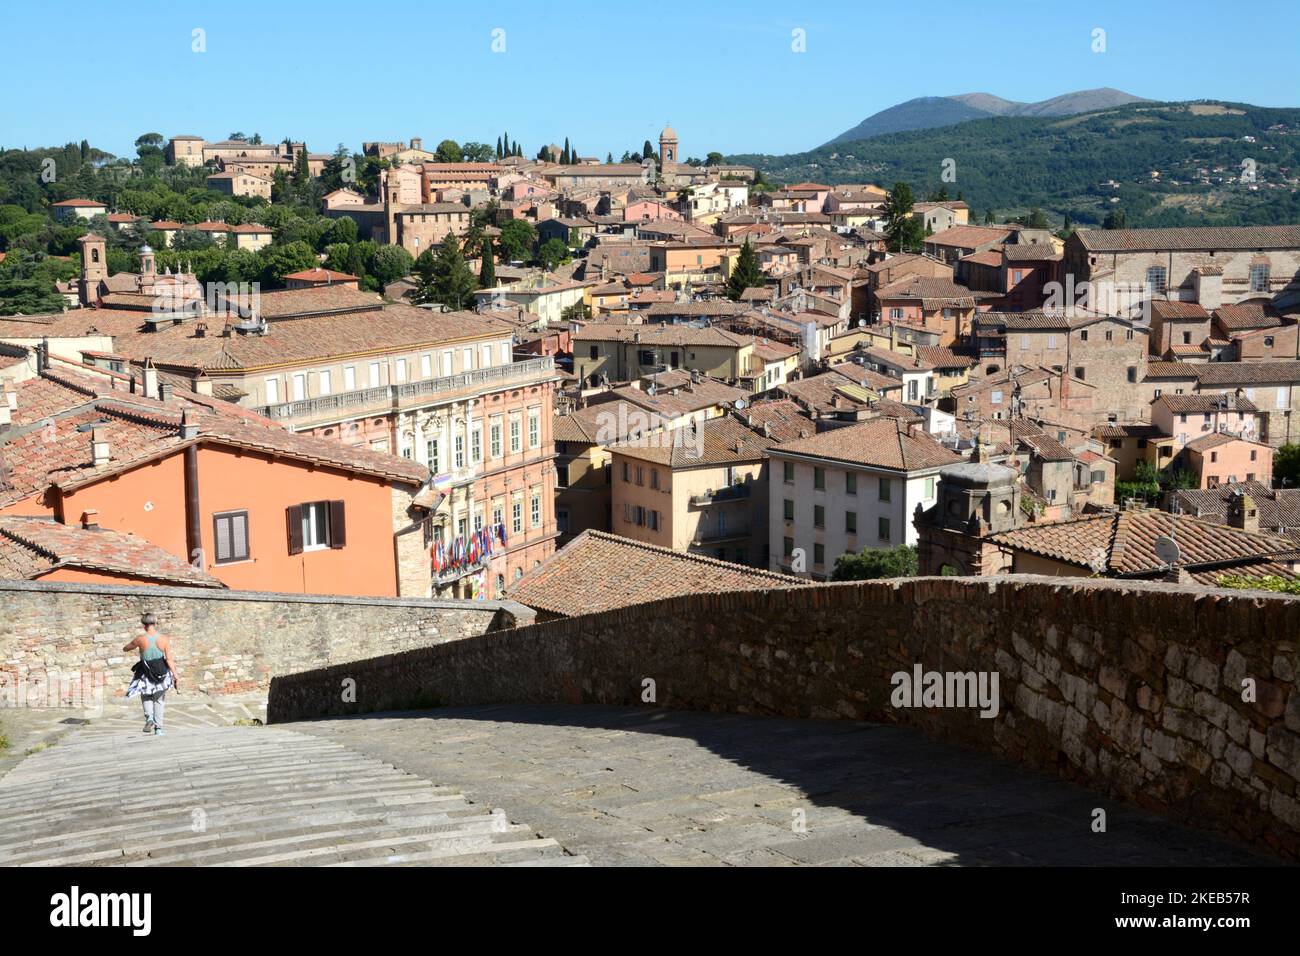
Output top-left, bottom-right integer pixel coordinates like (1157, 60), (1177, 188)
(0, 578), (523, 614)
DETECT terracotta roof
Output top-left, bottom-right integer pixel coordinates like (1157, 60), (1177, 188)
(52, 199), (107, 208)
(1189, 361), (1300, 387)
(572, 323), (749, 348)
(1076, 226), (1300, 253)
(770, 417), (961, 472)
(914, 345), (976, 369)
(508, 530), (810, 617)
(1150, 301), (1210, 321)
(1213, 302), (1283, 331)
(875, 276), (976, 307)
(925, 225), (1013, 248)
(1001, 243), (1060, 262)
(283, 268), (360, 283)
(1143, 361), (1200, 380)
(736, 399), (814, 443)
(990, 508), (1294, 575)
(1155, 393), (1257, 413)
(1171, 482), (1300, 535)
(0, 517), (224, 588)
(1092, 423), (1166, 439)
(609, 414), (775, 468)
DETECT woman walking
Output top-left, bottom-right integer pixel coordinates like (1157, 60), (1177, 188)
(123, 613), (179, 736)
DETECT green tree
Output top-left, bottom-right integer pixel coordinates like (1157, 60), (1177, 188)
(497, 218), (535, 264)
(884, 182), (925, 253)
(1275, 444), (1300, 488)
(259, 240), (317, 285)
(1103, 208), (1128, 230)
(706, 151), (724, 166)
(831, 545), (919, 581)
(434, 139), (464, 163)
(1025, 207), (1051, 229)
(538, 237), (570, 271)
(479, 237), (496, 289)
(726, 237), (763, 300)
(368, 244), (414, 288)
(417, 233), (478, 309)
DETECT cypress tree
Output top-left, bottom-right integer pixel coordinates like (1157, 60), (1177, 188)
(479, 237), (497, 289)
(726, 238), (763, 300)
(495, 136), (503, 159)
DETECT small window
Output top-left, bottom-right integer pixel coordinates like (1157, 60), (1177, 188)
(1250, 264), (1270, 293)
(1146, 266), (1167, 295)
(813, 467), (825, 490)
(845, 511), (857, 534)
(213, 511), (250, 564)
(1074, 366), (1085, 381)
(783, 536), (794, 557)
(783, 499), (794, 521)
(813, 543), (825, 566)
(878, 516), (891, 541)
(814, 504), (825, 528)
(783, 461), (795, 484)
(846, 472), (857, 495)
(288, 501), (345, 554)
(879, 477), (891, 502)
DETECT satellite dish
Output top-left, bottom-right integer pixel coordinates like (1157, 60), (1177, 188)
(734, 398), (747, 410)
(1153, 535), (1181, 568)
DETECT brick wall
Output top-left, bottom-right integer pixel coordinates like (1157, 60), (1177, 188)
(0, 580), (533, 701)
(267, 575), (1300, 858)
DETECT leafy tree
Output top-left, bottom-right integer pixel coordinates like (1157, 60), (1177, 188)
(1275, 443), (1300, 487)
(1103, 207), (1128, 229)
(435, 139), (464, 163)
(368, 245), (413, 288)
(726, 238), (763, 300)
(642, 139), (656, 162)
(479, 237), (496, 289)
(0, 250), (71, 314)
(462, 142), (493, 163)
(538, 237), (570, 271)
(228, 132), (247, 142)
(884, 182), (925, 253)
(1025, 207), (1050, 229)
(927, 185), (949, 202)
(706, 151), (724, 166)
(606, 152), (614, 164)
(561, 301), (591, 322)
(497, 218), (535, 264)
(831, 544), (919, 581)
(260, 240), (317, 285)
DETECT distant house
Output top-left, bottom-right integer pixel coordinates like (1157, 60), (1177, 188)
(51, 198), (107, 222)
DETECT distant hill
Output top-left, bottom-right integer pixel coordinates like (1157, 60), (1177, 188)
(823, 88), (1149, 145)
(731, 101), (1300, 229)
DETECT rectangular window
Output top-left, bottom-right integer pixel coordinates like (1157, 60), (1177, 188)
(490, 419), (503, 458)
(492, 500), (504, 527)
(813, 543), (825, 566)
(463, 347), (473, 371)
(589, 345), (599, 360)
(288, 500), (345, 554)
(1074, 366), (1085, 381)
(482, 344), (493, 368)
(264, 377), (279, 405)
(501, 342), (511, 364)
(427, 439), (440, 473)
(1146, 266), (1167, 295)
(925, 476), (936, 498)
(845, 511), (857, 534)
(1250, 264), (1270, 293)
(636, 466), (644, 486)
(650, 469), (660, 490)
(622, 460), (630, 482)
(814, 504), (825, 528)
(213, 511), (250, 564)
(395, 358), (407, 383)
(512, 498), (523, 534)
(783, 461), (795, 484)
(530, 489), (541, 528)
(783, 498), (794, 520)
(292, 373), (307, 401)
(369, 361), (382, 387)
(318, 370), (332, 396)
(846, 472), (857, 496)
(878, 516), (891, 542)
(879, 477), (891, 502)
(454, 434), (465, 469)
(528, 407), (540, 448)
(343, 366), (356, 391)
(470, 422), (482, 463)
(510, 415), (522, 453)
(991, 390), (1003, 405)
(421, 354), (433, 378)
(813, 467), (825, 490)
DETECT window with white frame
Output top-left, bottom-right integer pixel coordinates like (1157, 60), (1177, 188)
(421, 354), (433, 378)
(509, 414), (522, 453)
(470, 421), (481, 463)
(528, 407), (540, 448)
(292, 374), (307, 401)
(395, 359), (407, 383)
(369, 361), (382, 387)
(318, 370), (332, 395)
(530, 488), (541, 528)
(265, 377), (279, 405)
(343, 366), (356, 391)
(490, 418), (503, 457)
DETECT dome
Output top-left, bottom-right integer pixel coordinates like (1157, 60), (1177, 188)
(660, 124), (678, 140)
(939, 461), (1018, 488)
(139, 244), (153, 254)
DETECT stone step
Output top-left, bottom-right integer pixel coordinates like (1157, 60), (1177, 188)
(0, 718), (586, 867)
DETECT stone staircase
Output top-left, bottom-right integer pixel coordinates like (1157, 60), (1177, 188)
(0, 700), (587, 867)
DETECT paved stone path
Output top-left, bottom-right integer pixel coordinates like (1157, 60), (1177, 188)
(293, 704), (1273, 866)
(0, 697), (585, 867)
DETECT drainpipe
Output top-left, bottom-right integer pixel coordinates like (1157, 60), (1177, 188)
(184, 446), (202, 566)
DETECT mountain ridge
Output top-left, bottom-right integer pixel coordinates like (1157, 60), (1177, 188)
(823, 87), (1150, 145)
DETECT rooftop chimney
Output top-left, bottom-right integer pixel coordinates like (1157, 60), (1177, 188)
(1228, 492), (1260, 533)
(81, 509), (100, 531)
(180, 408), (199, 440)
(0, 399), (10, 435)
(143, 365), (159, 400)
(91, 427), (110, 466)
(160, 383), (175, 403)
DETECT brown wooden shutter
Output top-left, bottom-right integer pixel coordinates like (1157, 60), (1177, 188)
(329, 500), (346, 549)
(287, 504), (304, 555)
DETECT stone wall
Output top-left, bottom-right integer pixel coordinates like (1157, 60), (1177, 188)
(267, 575), (1300, 858)
(0, 580), (532, 702)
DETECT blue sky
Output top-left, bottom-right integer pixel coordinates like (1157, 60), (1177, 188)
(3, 0), (1295, 159)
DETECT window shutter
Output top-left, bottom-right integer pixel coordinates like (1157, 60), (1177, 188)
(287, 505), (304, 555)
(215, 516), (232, 562)
(329, 500), (347, 549)
(232, 513), (249, 561)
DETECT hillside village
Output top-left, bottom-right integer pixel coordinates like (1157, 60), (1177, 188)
(3, 125), (1300, 609)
